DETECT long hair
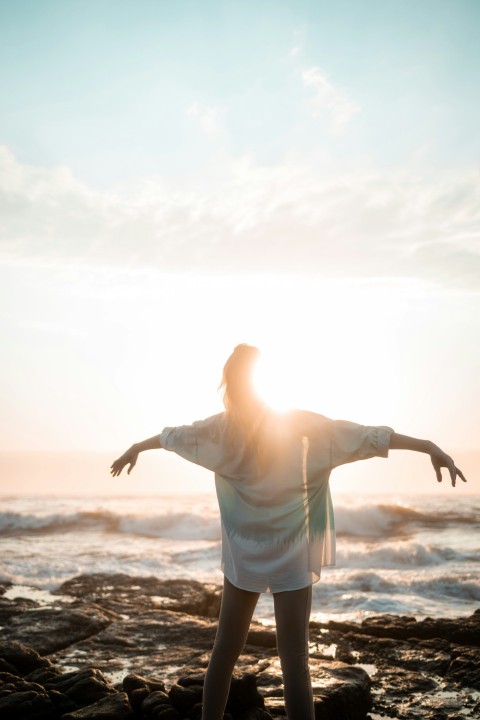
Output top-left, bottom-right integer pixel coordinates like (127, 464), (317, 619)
(219, 344), (270, 461)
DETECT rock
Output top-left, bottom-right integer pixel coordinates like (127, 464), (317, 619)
(123, 671), (166, 694)
(0, 607), (112, 655)
(127, 686), (150, 711)
(57, 573), (222, 618)
(238, 710), (273, 719)
(62, 691), (135, 719)
(168, 682), (203, 712)
(0, 641), (52, 675)
(445, 646), (480, 689)
(142, 690), (180, 718)
(41, 666), (115, 706)
(325, 610), (480, 647)
(225, 673), (266, 716)
(0, 688), (56, 720)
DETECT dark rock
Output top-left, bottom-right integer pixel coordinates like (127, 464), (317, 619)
(246, 629), (276, 649)
(0, 640), (52, 675)
(178, 673), (207, 687)
(142, 690), (176, 717)
(0, 688), (56, 720)
(153, 708), (182, 719)
(446, 647), (480, 689)
(0, 607), (113, 655)
(127, 686), (150, 711)
(325, 610), (480, 647)
(57, 573), (222, 618)
(123, 671), (166, 694)
(62, 691), (135, 719)
(168, 682), (203, 712)
(47, 687), (77, 714)
(225, 673), (266, 716)
(238, 710), (273, 719)
(42, 666), (115, 706)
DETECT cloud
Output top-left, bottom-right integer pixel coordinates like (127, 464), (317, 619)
(187, 101), (223, 135)
(0, 145), (479, 289)
(302, 67), (360, 133)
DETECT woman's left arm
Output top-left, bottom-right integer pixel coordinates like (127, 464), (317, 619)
(110, 435), (162, 477)
(389, 432), (467, 487)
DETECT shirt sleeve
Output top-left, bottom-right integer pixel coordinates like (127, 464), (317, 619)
(330, 419), (394, 468)
(159, 413), (227, 473)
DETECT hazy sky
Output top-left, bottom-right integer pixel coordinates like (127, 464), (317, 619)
(0, 1), (478, 494)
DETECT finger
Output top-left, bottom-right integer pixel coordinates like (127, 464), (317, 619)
(435, 466), (442, 483)
(456, 467), (467, 483)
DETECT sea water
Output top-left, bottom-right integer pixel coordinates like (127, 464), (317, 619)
(1, 493), (479, 624)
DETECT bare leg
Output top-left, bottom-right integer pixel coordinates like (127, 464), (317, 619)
(273, 585), (314, 720)
(202, 577), (260, 720)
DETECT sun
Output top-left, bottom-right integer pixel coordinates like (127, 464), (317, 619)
(252, 349), (303, 413)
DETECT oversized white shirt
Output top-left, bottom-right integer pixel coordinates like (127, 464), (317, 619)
(159, 410), (394, 593)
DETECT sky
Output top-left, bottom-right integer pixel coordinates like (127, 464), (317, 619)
(0, 0), (479, 495)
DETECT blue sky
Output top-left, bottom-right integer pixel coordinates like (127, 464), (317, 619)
(0, 1), (478, 496)
(1, 0), (479, 184)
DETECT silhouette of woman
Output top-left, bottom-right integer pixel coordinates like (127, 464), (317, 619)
(111, 343), (466, 720)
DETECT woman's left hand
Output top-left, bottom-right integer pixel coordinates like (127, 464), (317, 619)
(430, 445), (467, 488)
(110, 446), (139, 477)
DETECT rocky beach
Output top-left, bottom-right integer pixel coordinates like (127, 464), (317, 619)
(0, 574), (478, 719)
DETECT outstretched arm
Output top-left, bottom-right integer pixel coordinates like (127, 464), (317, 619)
(389, 432), (467, 488)
(110, 435), (162, 477)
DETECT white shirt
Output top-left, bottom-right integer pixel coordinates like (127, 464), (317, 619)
(159, 410), (393, 593)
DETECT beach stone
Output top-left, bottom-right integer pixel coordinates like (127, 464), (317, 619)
(0, 688), (56, 719)
(62, 691), (135, 719)
(57, 573), (222, 618)
(0, 640), (52, 675)
(325, 609), (480, 647)
(123, 671), (166, 694)
(0, 607), (113, 654)
(41, 666), (115, 706)
(445, 646), (480, 689)
(225, 673), (266, 716)
(142, 690), (179, 718)
(168, 682), (203, 712)
(127, 685), (150, 711)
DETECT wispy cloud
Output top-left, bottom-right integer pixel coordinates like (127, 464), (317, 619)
(187, 101), (223, 135)
(1, 145), (479, 289)
(302, 67), (360, 133)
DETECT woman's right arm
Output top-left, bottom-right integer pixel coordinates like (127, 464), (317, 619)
(110, 435), (162, 477)
(389, 432), (467, 487)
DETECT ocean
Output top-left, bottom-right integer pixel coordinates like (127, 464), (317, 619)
(1, 493), (479, 624)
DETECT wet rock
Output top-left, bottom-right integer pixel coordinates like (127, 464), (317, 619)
(123, 671), (166, 695)
(0, 607), (113, 655)
(57, 573), (222, 618)
(41, 666), (115, 706)
(445, 646), (480, 689)
(168, 682), (203, 713)
(141, 690), (179, 718)
(0, 641), (52, 675)
(325, 609), (480, 646)
(225, 673), (267, 716)
(0, 688), (56, 720)
(238, 710), (273, 719)
(62, 691), (135, 719)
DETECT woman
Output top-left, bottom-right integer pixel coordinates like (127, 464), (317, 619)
(110, 343), (466, 720)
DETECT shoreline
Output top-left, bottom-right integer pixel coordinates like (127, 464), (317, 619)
(1, 573), (479, 719)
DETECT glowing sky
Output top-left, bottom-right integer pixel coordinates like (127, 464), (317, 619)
(0, 1), (478, 494)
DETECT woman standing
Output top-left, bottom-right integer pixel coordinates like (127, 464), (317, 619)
(111, 344), (466, 720)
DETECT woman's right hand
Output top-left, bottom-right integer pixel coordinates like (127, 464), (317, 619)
(110, 445), (139, 477)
